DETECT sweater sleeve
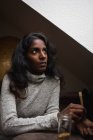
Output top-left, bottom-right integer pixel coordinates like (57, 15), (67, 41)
(1, 75), (59, 136)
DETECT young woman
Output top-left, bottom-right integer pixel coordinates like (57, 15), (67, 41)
(1, 32), (84, 136)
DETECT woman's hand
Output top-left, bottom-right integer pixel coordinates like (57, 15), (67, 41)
(60, 103), (85, 121)
(76, 118), (93, 136)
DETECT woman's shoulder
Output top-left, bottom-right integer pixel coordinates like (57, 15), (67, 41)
(2, 74), (10, 85)
(46, 75), (60, 80)
(2, 74), (10, 81)
(45, 76), (60, 86)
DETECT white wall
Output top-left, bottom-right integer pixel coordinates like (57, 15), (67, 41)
(23, 0), (93, 53)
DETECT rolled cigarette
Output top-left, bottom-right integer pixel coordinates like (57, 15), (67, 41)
(79, 91), (83, 106)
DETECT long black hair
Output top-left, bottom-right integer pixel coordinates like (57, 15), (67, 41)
(8, 32), (64, 98)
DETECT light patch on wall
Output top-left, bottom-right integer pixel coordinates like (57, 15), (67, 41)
(0, 37), (19, 80)
(22, 0), (93, 53)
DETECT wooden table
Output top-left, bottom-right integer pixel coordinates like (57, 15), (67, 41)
(12, 132), (85, 140)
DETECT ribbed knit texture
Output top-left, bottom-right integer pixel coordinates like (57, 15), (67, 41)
(1, 73), (60, 136)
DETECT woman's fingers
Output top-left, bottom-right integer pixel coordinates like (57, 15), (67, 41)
(76, 119), (93, 136)
(69, 103), (84, 109)
(83, 127), (93, 135)
(79, 127), (93, 136)
(83, 128), (89, 135)
(67, 103), (84, 120)
(87, 128), (93, 135)
(60, 103), (85, 121)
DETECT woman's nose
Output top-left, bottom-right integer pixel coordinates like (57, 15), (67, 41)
(39, 51), (46, 59)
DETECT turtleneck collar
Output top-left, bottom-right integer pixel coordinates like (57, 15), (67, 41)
(26, 71), (46, 83)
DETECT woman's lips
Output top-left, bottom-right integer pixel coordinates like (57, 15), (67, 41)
(39, 62), (47, 67)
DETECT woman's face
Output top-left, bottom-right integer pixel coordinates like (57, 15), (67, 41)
(27, 39), (48, 75)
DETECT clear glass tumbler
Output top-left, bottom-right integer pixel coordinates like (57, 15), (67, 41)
(58, 114), (72, 140)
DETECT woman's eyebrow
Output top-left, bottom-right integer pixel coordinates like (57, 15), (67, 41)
(31, 47), (39, 51)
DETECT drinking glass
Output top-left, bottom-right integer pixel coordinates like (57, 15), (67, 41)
(58, 114), (72, 140)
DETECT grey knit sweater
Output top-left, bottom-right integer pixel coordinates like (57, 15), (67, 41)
(1, 72), (60, 136)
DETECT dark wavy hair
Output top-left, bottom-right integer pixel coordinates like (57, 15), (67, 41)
(8, 32), (64, 98)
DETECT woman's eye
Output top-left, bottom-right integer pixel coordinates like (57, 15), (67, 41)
(44, 48), (47, 53)
(32, 50), (36, 54)
(31, 48), (38, 54)
(30, 48), (47, 54)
